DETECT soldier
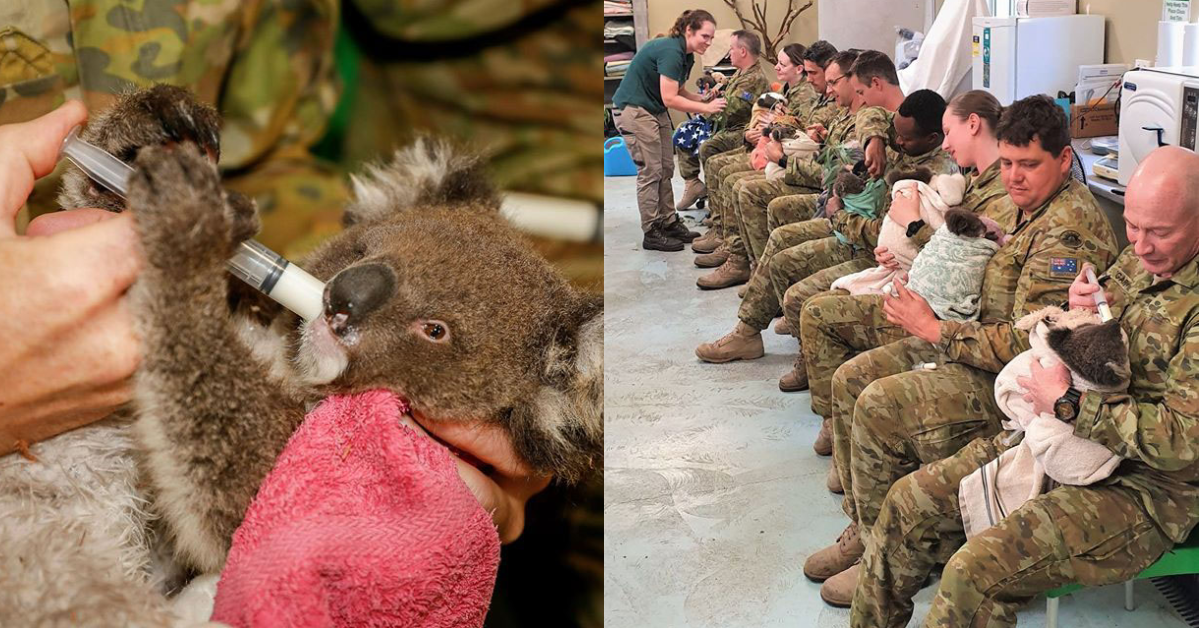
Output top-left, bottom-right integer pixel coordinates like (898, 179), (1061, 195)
(612, 9), (726, 252)
(675, 30), (769, 213)
(853, 145), (1199, 628)
(694, 49), (863, 290)
(801, 95), (1119, 607)
(776, 91), (1002, 395)
(692, 41), (824, 256)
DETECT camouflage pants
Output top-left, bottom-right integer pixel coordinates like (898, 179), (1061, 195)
(852, 433), (1174, 628)
(678, 129), (744, 181)
(706, 151), (754, 237)
(730, 179), (814, 259)
(738, 227), (863, 330)
(834, 336), (1006, 526)
(766, 192), (823, 236)
(780, 259), (877, 341)
(799, 291), (909, 418)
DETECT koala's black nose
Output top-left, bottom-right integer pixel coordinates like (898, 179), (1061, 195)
(325, 263), (396, 332)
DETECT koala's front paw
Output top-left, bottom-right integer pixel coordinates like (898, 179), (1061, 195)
(128, 143), (233, 273)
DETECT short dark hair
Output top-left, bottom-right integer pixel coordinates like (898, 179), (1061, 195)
(996, 94), (1071, 156)
(827, 50), (860, 76)
(803, 40), (838, 68)
(848, 50), (899, 87)
(732, 30), (762, 59)
(898, 89), (947, 137)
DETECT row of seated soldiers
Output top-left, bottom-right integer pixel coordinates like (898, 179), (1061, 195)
(665, 38), (1199, 626)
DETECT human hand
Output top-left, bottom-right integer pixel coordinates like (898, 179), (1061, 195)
(806, 124), (827, 142)
(1068, 263), (1114, 313)
(865, 137), (887, 178)
(1018, 358), (1071, 417)
(705, 98), (728, 115)
(825, 194), (842, 217)
(883, 278), (941, 343)
(888, 188), (921, 227)
(0, 101), (145, 450)
(406, 412), (552, 544)
(745, 127), (763, 144)
(764, 139), (784, 164)
(874, 245), (900, 271)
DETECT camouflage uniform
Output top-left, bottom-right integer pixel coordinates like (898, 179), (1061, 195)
(727, 104), (860, 261)
(4, 0), (348, 259)
(676, 63), (767, 181)
(705, 79), (822, 237)
(801, 161), (1013, 417)
(852, 246), (1199, 628)
(734, 112), (956, 334)
(808, 179), (1119, 529)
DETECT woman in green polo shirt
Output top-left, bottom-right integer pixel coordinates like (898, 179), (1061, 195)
(613, 9), (727, 252)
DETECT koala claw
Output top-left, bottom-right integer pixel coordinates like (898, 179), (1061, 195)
(128, 143), (232, 270)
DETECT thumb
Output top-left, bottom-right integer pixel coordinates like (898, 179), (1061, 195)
(0, 100), (89, 235)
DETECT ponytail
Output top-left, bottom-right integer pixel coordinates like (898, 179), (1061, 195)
(949, 90), (1003, 133)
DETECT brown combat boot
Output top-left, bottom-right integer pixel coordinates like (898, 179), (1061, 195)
(778, 351), (810, 392)
(813, 417), (832, 456)
(691, 230), (722, 254)
(694, 244), (730, 268)
(803, 523), (864, 582)
(826, 463), (843, 494)
(819, 562), (860, 608)
(695, 321), (765, 363)
(701, 215), (713, 227)
(697, 254), (751, 290)
(676, 178), (708, 210)
(773, 318), (792, 335)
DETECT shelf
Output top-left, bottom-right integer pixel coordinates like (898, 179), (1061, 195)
(605, 76), (624, 81)
(604, 38), (618, 43)
(605, 12), (633, 17)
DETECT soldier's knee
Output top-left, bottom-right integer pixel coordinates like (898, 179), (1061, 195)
(875, 472), (921, 532)
(940, 544), (993, 598)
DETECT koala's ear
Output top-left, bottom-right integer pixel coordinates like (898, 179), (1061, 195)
(343, 137), (501, 227)
(506, 293), (603, 484)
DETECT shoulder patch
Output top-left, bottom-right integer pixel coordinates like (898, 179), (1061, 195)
(740, 90), (755, 102)
(1050, 257), (1079, 277)
(1060, 230), (1083, 248)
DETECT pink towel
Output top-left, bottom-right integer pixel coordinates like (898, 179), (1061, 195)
(211, 390), (500, 628)
(604, 51), (634, 63)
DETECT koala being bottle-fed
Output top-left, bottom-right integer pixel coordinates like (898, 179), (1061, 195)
(59, 126), (326, 321)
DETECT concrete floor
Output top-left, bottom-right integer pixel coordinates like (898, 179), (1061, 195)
(602, 174), (1188, 628)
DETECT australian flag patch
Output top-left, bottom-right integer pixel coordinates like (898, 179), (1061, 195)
(1050, 257), (1079, 277)
(740, 90), (754, 102)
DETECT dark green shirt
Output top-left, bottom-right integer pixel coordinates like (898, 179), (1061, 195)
(613, 36), (693, 115)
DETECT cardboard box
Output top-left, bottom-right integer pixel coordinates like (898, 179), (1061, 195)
(1070, 102), (1118, 139)
(1015, 0), (1076, 17)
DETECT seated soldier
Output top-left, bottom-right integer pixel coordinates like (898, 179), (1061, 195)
(694, 88), (952, 365)
(799, 95), (1120, 607)
(693, 40), (839, 257)
(790, 89), (1012, 453)
(675, 30), (769, 215)
(853, 145), (1199, 628)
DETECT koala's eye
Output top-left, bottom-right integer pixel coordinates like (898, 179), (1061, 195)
(419, 320), (450, 343)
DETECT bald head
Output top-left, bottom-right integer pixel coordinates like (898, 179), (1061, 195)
(1123, 146), (1199, 278)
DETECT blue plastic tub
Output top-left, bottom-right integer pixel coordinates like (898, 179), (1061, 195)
(604, 137), (638, 177)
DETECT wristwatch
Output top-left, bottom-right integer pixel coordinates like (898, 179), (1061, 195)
(778, 155), (788, 168)
(905, 219), (926, 238)
(1054, 387), (1082, 421)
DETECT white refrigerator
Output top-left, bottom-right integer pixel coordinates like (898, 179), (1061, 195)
(971, 15), (1105, 104)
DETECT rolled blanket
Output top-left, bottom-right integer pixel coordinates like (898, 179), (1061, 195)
(831, 174), (963, 295)
(764, 133), (820, 182)
(212, 390), (500, 628)
(960, 308), (1127, 539)
(904, 223), (998, 321)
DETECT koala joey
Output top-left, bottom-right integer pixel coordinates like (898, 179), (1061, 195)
(60, 85), (604, 574)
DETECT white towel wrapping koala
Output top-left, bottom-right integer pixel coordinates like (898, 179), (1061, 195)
(959, 306), (1127, 539)
(831, 168), (966, 295)
(764, 131), (820, 183)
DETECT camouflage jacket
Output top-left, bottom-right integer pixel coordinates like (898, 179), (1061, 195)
(782, 103), (856, 189)
(1073, 249), (1199, 543)
(806, 92), (841, 129)
(710, 63), (767, 134)
(909, 160), (1014, 248)
(936, 178), (1120, 372)
(780, 78), (818, 130)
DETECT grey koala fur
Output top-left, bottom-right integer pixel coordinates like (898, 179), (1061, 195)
(8, 85), (603, 623)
